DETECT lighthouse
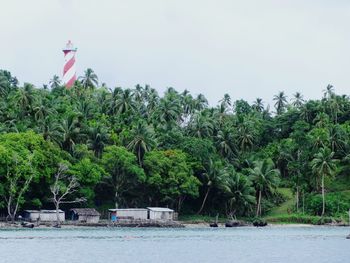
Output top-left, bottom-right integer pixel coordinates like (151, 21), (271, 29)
(62, 40), (77, 88)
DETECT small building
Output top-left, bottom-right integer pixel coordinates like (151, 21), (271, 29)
(70, 208), (100, 223)
(108, 208), (148, 222)
(24, 210), (65, 222)
(23, 210), (40, 222)
(39, 210), (65, 222)
(147, 207), (174, 221)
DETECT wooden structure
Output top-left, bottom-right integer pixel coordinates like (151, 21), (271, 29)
(108, 208), (148, 222)
(70, 208), (100, 223)
(147, 207), (174, 221)
(23, 210), (65, 222)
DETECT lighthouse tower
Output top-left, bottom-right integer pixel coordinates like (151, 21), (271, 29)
(62, 40), (77, 88)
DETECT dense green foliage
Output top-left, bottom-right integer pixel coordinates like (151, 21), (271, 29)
(0, 69), (350, 220)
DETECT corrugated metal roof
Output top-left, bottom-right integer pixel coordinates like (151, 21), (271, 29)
(147, 207), (174, 212)
(40, 210), (64, 213)
(70, 208), (100, 216)
(108, 208), (148, 212)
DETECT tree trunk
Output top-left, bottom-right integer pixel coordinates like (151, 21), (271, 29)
(256, 190), (262, 217)
(296, 186), (299, 213)
(197, 187), (210, 214)
(55, 203), (61, 226)
(321, 174), (325, 216)
(115, 191), (119, 209)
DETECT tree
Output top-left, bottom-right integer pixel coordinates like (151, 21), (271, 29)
(0, 151), (35, 223)
(50, 164), (86, 226)
(101, 146), (145, 208)
(69, 158), (105, 205)
(292, 92), (304, 108)
(127, 121), (156, 166)
(80, 68), (98, 89)
(0, 132), (63, 222)
(249, 159), (280, 216)
(219, 169), (255, 217)
(196, 160), (224, 214)
(273, 91), (288, 115)
(311, 147), (337, 216)
(143, 150), (200, 211)
(49, 75), (61, 89)
(252, 98), (264, 112)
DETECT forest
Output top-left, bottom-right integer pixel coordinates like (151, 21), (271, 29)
(0, 68), (350, 222)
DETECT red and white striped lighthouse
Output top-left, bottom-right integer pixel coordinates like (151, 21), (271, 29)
(62, 40), (77, 88)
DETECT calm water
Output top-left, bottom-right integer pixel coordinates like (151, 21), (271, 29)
(0, 226), (349, 263)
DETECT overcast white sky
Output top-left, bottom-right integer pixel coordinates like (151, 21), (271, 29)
(1, 0), (349, 105)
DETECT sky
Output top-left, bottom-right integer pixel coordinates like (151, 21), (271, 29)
(1, 0), (349, 106)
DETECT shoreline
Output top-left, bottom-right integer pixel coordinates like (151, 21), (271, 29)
(1, 221), (347, 229)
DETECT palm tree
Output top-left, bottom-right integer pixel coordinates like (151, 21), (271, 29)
(193, 94), (208, 111)
(311, 147), (337, 216)
(127, 121), (156, 166)
(219, 170), (255, 217)
(87, 125), (109, 158)
(249, 159), (280, 216)
(273, 91), (288, 115)
(111, 88), (136, 115)
(60, 115), (80, 153)
(252, 98), (264, 112)
(80, 68), (98, 89)
(188, 111), (213, 138)
(219, 93), (231, 111)
(14, 83), (36, 117)
(49, 75), (61, 89)
(215, 129), (236, 160)
(154, 97), (182, 128)
(197, 160), (224, 214)
(237, 121), (255, 151)
(323, 84), (334, 99)
(292, 92), (304, 108)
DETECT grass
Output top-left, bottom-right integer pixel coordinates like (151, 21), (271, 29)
(178, 214), (227, 223)
(268, 188), (294, 217)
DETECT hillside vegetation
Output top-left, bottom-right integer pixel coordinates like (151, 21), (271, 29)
(0, 69), (349, 222)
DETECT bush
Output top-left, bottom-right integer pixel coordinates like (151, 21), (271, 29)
(265, 213), (341, 225)
(305, 192), (350, 216)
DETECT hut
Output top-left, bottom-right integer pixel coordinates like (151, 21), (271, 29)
(70, 208), (100, 223)
(23, 210), (65, 222)
(147, 207), (174, 221)
(108, 208), (148, 222)
(23, 210), (40, 222)
(39, 210), (65, 222)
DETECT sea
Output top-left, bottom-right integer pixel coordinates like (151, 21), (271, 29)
(0, 226), (349, 263)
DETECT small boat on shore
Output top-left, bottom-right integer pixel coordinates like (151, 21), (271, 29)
(21, 222), (34, 228)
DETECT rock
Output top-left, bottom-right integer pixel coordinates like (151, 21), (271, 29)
(346, 234), (350, 239)
(209, 223), (218, 227)
(225, 220), (242, 227)
(253, 218), (267, 227)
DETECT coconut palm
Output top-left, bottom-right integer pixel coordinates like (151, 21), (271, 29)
(249, 159), (280, 216)
(219, 170), (255, 217)
(197, 160), (225, 214)
(292, 92), (304, 108)
(215, 129), (236, 160)
(80, 68), (98, 89)
(127, 121), (156, 166)
(273, 91), (288, 115)
(87, 125), (109, 158)
(188, 111), (213, 138)
(311, 147), (337, 216)
(49, 75), (61, 89)
(252, 98), (264, 112)
(323, 84), (334, 99)
(60, 115), (80, 153)
(112, 88), (136, 115)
